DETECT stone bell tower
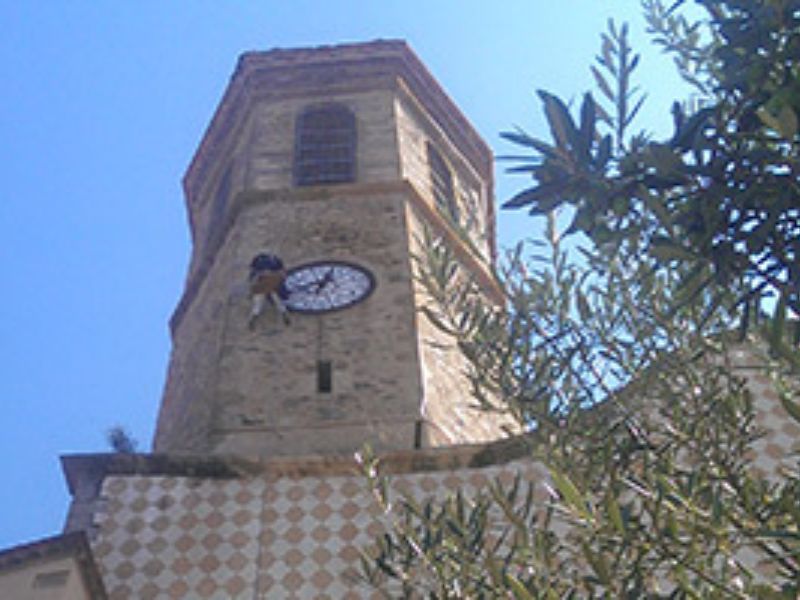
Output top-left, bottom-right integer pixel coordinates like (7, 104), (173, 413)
(33, 40), (793, 600)
(153, 40), (508, 457)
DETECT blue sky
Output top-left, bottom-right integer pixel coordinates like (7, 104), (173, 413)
(0, 1), (689, 549)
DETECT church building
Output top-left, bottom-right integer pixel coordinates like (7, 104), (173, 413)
(0, 39), (796, 599)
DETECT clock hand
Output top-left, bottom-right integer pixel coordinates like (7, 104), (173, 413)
(288, 281), (316, 293)
(314, 268), (335, 291)
(288, 269), (334, 293)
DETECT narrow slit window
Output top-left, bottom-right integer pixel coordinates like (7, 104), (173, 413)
(427, 142), (459, 223)
(414, 420), (424, 449)
(205, 163), (233, 253)
(317, 360), (333, 393)
(294, 104), (356, 186)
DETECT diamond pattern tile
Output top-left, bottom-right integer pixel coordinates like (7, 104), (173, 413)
(750, 374), (799, 476)
(731, 346), (800, 478)
(86, 354), (796, 597)
(255, 460), (545, 598)
(93, 476), (263, 599)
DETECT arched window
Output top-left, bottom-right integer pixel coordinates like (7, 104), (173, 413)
(294, 104), (356, 186)
(427, 142), (459, 223)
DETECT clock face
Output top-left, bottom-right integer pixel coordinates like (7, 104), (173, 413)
(283, 260), (375, 313)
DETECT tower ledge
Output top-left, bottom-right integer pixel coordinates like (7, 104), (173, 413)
(60, 436), (529, 534)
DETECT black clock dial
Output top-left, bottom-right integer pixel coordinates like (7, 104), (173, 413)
(284, 261), (375, 313)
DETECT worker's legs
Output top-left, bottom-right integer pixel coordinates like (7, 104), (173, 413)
(270, 292), (291, 325)
(248, 293), (266, 330)
(249, 292), (290, 329)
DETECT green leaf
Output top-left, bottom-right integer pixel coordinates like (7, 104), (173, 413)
(576, 290), (591, 321)
(769, 292), (787, 354)
(778, 105), (798, 138)
(564, 207), (594, 235)
(550, 468), (591, 521)
(485, 557), (505, 588)
(757, 105), (799, 139)
(505, 164), (541, 174)
(502, 182), (568, 211)
(591, 65), (615, 103)
(538, 90), (580, 153)
(500, 129), (561, 159)
(625, 93), (647, 127)
(673, 263), (712, 309)
(599, 32), (616, 75)
(595, 102), (613, 127)
(605, 494), (625, 535)
(671, 106), (714, 150)
(420, 306), (457, 336)
(506, 574), (535, 599)
(582, 543), (612, 585)
(757, 106), (782, 132)
(593, 134), (612, 169)
(779, 390), (800, 424)
(647, 143), (684, 174)
(650, 237), (696, 262)
(643, 192), (674, 232)
(578, 93), (596, 159)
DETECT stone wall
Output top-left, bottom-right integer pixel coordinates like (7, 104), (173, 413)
(0, 555), (93, 600)
(392, 84), (513, 444)
(156, 184), (424, 456)
(395, 92), (492, 263)
(157, 40), (503, 458)
(156, 177), (512, 457)
(0, 532), (106, 600)
(405, 200), (517, 445)
(183, 41), (493, 212)
(184, 88), (400, 285)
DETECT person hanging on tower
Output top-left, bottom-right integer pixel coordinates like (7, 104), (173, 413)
(248, 251), (291, 329)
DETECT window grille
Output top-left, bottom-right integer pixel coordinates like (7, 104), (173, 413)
(294, 105), (356, 186)
(427, 143), (459, 222)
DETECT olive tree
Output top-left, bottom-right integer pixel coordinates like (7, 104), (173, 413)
(359, 2), (800, 597)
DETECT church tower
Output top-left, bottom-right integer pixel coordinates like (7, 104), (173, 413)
(153, 40), (508, 457)
(24, 40), (790, 600)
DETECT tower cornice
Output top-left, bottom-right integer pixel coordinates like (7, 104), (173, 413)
(183, 40), (493, 208)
